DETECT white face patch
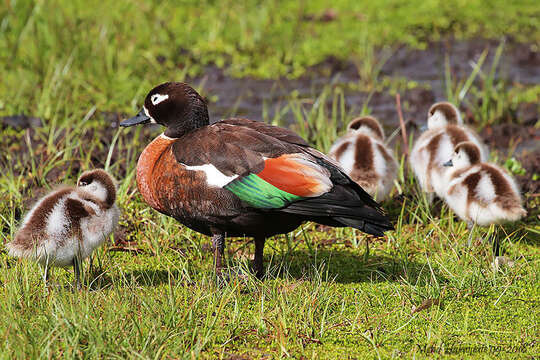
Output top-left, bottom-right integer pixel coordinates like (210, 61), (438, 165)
(182, 164), (238, 187)
(79, 182), (108, 203)
(143, 106), (157, 124)
(151, 93), (169, 105)
(160, 133), (177, 140)
(427, 110), (448, 129)
(452, 150), (471, 170)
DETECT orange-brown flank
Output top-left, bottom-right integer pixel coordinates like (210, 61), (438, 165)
(136, 135), (177, 212)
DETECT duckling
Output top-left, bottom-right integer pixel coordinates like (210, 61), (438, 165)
(410, 102), (489, 201)
(442, 141), (526, 226)
(328, 116), (398, 201)
(7, 169), (119, 288)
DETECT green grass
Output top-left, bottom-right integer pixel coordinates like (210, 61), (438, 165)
(1, 0), (539, 358)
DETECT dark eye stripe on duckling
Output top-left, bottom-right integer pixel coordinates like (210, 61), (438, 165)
(348, 117), (384, 140)
(77, 169), (116, 207)
(455, 142), (481, 165)
(429, 102), (459, 124)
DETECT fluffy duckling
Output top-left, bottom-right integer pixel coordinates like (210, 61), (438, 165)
(410, 102), (489, 200)
(7, 169), (119, 288)
(442, 142), (526, 226)
(328, 116), (398, 201)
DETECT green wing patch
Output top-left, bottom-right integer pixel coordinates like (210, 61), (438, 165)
(225, 174), (304, 209)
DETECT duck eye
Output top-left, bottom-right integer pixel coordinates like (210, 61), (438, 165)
(151, 93), (169, 105)
(79, 181), (87, 186)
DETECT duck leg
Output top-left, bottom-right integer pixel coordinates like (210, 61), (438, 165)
(212, 234), (225, 277)
(253, 237), (266, 279)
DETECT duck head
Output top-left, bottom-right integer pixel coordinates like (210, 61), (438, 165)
(77, 169), (117, 207)
(120, 82), (210, 138)
(347, 116), (385, 140)
(425, 102), (462, 130)
(443, 141), (481, 169)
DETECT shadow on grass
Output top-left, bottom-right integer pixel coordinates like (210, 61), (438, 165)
(265, 249), (448, 285)
(85, 249), (447, 288)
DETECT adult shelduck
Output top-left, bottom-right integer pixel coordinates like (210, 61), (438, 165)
(410, 101), (488, 202)
(7, 169), (119, 288)
(328, 116), (398, 201)
(120, 82), (393, 278)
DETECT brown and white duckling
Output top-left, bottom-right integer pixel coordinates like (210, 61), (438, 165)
(442, 142), (526, 226)
(410, 102), (489, 200)
(328, 116), (398, 201)
(7, 169), (119, 288)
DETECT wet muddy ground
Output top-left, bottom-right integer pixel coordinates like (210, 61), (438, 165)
(2, 39), (539, 195)
(190, 39), (538, 128)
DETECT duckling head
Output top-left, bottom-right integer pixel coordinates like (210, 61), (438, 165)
(444, 141), (481, 169)
(77, 169), (117, 207)
(347, 116), (385, 140)
(427, 102), (462, 130)
(120, 82), (210, 138)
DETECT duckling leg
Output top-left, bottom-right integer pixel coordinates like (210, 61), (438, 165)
(491, 227), (501, 257)
(466, 221), (475, 248)
(427, 192), (434, 206)
(253, 237), (266, 279)
(73, 255), (82, 290)
(42, 259), (50, 287)
(211, 234), (225, 277)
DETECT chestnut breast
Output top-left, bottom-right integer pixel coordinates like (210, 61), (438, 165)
(136, 135), (242, 225)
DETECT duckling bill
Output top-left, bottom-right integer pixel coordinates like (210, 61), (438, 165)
(7, 169), (119, 289)
(120, 82), (393, 279)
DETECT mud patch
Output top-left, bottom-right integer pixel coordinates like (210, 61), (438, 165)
(482, 123), (540, 153)
(2, 39), (538, 202)
(516, 151), (540, 194)
(186, 39), (538, 133)
(1, 115), (42, 129)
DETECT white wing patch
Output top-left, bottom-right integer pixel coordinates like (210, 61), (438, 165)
(183, 164), (238, 187)
(151, 93), (169, 105)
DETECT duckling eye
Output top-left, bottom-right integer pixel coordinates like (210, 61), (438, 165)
(151, 93), (169, 105)
(79, 180), (92, 186)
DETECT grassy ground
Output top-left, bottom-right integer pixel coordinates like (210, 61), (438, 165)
(1, 0), (539, 359)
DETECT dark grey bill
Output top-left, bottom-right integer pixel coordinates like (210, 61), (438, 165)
(443, 160), (453, 167)
(120, 109), (151, 127)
